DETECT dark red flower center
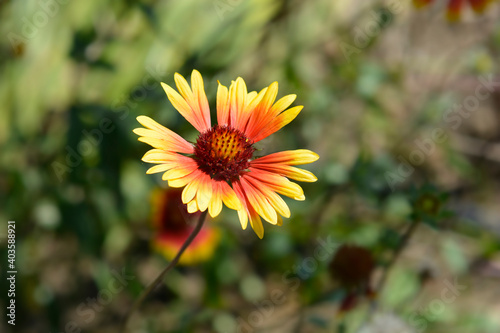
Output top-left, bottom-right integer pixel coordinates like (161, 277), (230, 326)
(194, 125), (255, 181)
(329, 245), (375, 289)
(156, 188), (195, 233)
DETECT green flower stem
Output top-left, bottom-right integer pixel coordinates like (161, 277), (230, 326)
(375, 218), (421, 295)
(123, 210), (208, 332)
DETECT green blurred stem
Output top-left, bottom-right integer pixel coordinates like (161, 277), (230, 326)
(376, 218), (420, 295)
(123, 210), (208, 332)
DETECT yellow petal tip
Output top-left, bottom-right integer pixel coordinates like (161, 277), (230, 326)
(255, 230), (264, 239)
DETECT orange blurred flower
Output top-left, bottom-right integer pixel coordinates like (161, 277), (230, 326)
(151, 188), (220, 265)
(414, 0), (493, 21)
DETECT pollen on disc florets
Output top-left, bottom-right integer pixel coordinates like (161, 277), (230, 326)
(194, 125), (255, 181)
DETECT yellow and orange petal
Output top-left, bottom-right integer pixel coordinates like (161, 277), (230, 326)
(133, 116), (194, 154)
(160, 70), (211, 133)
(135, 70), (319, 238)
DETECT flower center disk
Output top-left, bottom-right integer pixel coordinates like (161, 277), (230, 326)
(194, 125), (255, 181)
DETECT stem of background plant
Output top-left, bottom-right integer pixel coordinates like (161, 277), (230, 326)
(337, 321), (346, 333)
(123, 210), (208, 332)
(375, 218), (421, 296)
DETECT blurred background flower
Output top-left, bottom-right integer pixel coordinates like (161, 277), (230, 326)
(329, 244), (375, 291)
(150, 187), (220, 265)
(329, 244), (376, 314)
(413, 0), (495, 21)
